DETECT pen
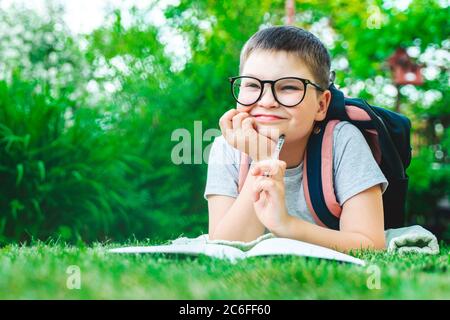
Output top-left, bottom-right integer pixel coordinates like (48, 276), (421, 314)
(262, 134), (285, 177)
(272, 134), (285, 160)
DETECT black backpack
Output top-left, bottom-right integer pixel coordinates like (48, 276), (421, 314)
(304, 83), (412, 229)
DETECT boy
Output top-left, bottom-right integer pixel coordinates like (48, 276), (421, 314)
(204, 26), (388, 252)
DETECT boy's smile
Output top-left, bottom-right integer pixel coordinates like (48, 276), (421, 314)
(251, 113), (287, 122)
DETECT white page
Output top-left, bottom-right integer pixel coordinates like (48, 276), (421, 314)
(108, 243), (246, 262)
(245, 238), (366, 266)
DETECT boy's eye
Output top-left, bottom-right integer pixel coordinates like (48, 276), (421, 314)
(281, 85), (303, 91)
(244, 83), (261, 89)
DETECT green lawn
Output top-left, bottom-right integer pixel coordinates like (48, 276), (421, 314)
(0, 241), (448, 299)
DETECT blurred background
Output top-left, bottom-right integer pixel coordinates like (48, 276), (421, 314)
(0, 0), (448, 244)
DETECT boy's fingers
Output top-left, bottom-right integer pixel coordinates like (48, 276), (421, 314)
(253, 179), (276, 202)
(236, 105), (252, 113)
(219, 109), (239, 133)
(251, 160), (286, 179)
(253, 188), (262, 202)
(250, 165), (260, 176)
(241, 116), (255, 133)
(254, 175), (276, 186)
(232, 112), (249, 130)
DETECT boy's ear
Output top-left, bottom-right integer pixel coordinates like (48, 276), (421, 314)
(314, 90), (331, 121)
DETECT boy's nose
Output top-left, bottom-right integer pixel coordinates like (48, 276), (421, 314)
(257, 84), (279, 108)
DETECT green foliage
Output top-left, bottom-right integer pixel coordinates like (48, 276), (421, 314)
(407, 147), (450, 219)
(0, 5), (92, 105)
(0, 74), (155, 244)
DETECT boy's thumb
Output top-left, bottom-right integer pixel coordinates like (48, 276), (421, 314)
(250, 117), (257, 129)
(242, 116), (255, 130)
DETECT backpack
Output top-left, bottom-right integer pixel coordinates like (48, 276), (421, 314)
(237, 83), (412, 230)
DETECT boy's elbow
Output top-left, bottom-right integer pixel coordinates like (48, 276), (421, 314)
(208, 227), (220, 240)
(208, 228), (227, 241)
(208, 230), (235, 241)
(363, 235), (386, 251)
(370, 229), (386, 250)
(351, 233), (385, 251)
(209, 229), (254, 242)
(374, 236), (386, 250)
(208, 231), (217, 241)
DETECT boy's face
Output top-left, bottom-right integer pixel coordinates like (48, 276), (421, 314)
(238, 49), (330, 143)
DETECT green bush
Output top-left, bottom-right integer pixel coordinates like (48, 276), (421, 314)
(0, 75), (154, 244)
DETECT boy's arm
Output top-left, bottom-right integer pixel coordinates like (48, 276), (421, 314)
(208, 172), (265, 242)
(275, 184), (386, 252)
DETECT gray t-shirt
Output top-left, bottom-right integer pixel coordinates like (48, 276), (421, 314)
(203, 121), (388, 225)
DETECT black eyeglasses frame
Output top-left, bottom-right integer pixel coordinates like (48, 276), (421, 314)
(229, 75), (326, 107)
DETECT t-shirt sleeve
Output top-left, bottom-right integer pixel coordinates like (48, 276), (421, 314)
(203, 135), (240, 200)
(333, 122), (389, 206)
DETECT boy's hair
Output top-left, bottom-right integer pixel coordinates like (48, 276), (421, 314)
(239, 26), (331, 90)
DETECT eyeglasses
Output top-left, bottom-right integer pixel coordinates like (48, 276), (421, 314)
(229, 76), (325, 107)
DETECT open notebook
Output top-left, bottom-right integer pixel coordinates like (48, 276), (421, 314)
(108, 233), (366, 266)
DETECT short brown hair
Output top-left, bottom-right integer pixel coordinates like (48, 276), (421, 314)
(239, 26), (331, 90)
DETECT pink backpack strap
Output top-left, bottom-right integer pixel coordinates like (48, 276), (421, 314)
(320, 120), (342, 218)
(345, 105), (382, 164)
(303, 120), (343, 227)
(238, 152), (251, 193)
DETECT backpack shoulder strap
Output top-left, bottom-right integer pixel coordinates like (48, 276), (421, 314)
(303, 120), (342, 230)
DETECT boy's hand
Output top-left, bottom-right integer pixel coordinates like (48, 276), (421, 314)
(250, 159), (291, 234)
(219, 108), (277, 162)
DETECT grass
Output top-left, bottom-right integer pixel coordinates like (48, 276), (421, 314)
(0, 241), (448, 299)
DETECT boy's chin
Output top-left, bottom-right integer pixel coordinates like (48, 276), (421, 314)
(257, 126), (284, 141)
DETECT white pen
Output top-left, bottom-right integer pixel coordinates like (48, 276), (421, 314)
(272, 134), (285, 160)
(262, 134), (285, 177)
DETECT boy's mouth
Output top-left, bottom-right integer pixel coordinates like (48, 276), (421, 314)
(252, 114), (286, 122)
